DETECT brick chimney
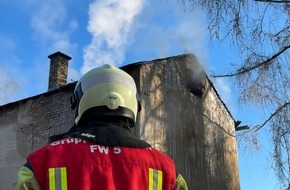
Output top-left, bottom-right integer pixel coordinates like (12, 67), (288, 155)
(48, 51), (71, 91)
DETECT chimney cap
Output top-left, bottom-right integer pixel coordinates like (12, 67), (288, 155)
(48, 51), (72, 60)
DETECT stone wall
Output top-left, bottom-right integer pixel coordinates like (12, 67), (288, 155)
(0, 84), (74, 189)
(0, 54), (240, 189)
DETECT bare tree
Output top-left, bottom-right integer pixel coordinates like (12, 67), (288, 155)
(179, 0), (290, 189)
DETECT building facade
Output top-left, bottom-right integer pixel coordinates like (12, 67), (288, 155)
(0, 52), (240, 189)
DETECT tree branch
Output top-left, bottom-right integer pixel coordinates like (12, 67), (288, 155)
(254, 0), (290, 3)
(213, 44), (290, 78)
(255, 102), (290, 132)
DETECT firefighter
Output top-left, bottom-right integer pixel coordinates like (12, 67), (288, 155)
(15, 64), (188, 190)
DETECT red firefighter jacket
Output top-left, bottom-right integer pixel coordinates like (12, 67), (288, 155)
(27, 137), (176, 190)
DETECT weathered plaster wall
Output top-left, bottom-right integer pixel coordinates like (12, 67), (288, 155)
(0, 85), (74, 189)
(135, 54), (240, 189)
(0, 54), (240, 190)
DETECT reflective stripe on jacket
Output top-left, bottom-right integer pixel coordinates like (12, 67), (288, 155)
(27, 137), (176, 190)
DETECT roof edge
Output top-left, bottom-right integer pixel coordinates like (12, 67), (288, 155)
(0, 82), (76, 110)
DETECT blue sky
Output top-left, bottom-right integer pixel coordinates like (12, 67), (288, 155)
(0, 0), (281, 189)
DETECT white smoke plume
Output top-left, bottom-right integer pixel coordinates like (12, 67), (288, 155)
(82, 0), (144, 74)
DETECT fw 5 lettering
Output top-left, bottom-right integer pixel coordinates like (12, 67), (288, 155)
(90, 145), (121, 154)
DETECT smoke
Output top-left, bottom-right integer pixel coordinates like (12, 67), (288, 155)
(0, 34), (23, 105)
(0, 68), (21, 105)
(212, 77), (236, 115)
(82, 0), (144, 74)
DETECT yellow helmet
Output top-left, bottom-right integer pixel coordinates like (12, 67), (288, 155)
(70, 64), (138, 127)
